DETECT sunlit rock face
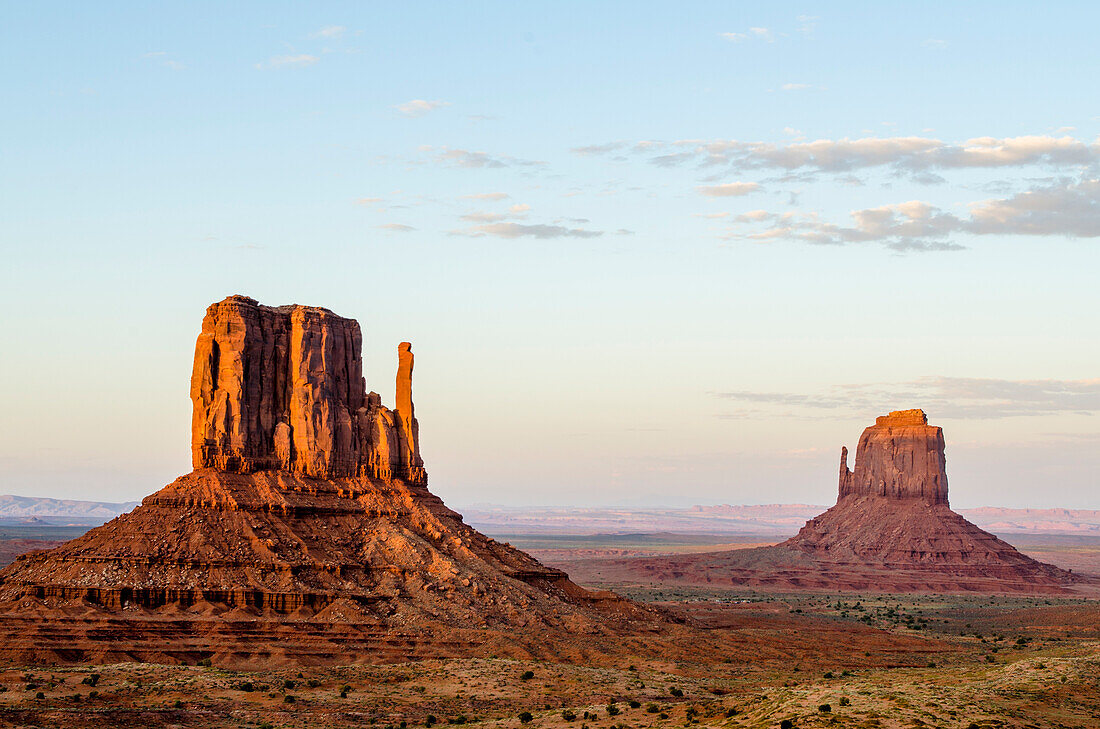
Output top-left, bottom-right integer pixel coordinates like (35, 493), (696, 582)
(190, 295), (424, 483)
(838, 409), (949, 506)
(0, 295), (657, 666)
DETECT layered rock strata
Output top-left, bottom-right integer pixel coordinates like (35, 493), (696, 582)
(0, 295), (660, 665)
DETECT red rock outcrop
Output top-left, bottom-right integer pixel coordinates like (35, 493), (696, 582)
(561, 410), (1084, 595)
(0, 296), (664, 666)
(190, 295), (425, 483)
(838, 409), (948, 505)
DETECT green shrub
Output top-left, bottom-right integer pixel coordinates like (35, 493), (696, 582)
(838, 696), (850, 706)
(818, 704), (831, 713)
(669, 686), (683, 697)
(645, 704), (659, 714)
(780, 720), (794, 729)
(283, 695), (296, 703)
(561, 709), (576, 721)
(520, 671), (534, 681)
(606, 703), (619, 716)
(518, 711), (533, 724)
(628, 700), (640, 708)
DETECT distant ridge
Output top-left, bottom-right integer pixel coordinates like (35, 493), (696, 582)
(0, 495), (139, 520)
(459, 503), (1100, 537)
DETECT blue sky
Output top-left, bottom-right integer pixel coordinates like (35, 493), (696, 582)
(2, 2), (1098, 509)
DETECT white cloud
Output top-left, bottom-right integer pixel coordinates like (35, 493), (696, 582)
(714, 377), (1100, 420)
(780, 83), (812, 91)
(461, 192), (510, 200)
(697, 182), (761, 197)
(575, 134), (1100, 178)
(721, 27), (773, 43)
(455, 223), (602, 239)
(726, 178), (1100, 251)
(310, 25), (346, 39)
(426, 146), (544, 169)
(256, 54), (319, 70)
(378, 223), (415, 232)
(395, 99), (451, 118)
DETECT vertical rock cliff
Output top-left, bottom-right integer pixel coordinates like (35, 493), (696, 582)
(190, 295), (425, 484)
(837, 409), (949, 505)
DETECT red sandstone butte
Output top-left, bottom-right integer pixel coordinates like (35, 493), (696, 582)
(0, 295), (662, 666)
(559, 410), (1084, 595)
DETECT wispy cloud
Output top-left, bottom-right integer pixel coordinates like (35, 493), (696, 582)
(571, 135), (1100, 178)
(395, 99), (451, 118)
(423, 146), (545, 169)
(256, 54), (319, 70)
(697, 182), (761, 197)
(378, 223), (415, 232)
(727, 178), (1100, 251)
(454, 222), (602, 239)
(714, 377), (1100, 420)
(780, 83), (813, 91)
(460, 192), (510, 201)
(309, 25), (346, 39)
(721, 27), (773, 43)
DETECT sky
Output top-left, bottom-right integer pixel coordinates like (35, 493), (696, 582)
(1, 2), (1098, 510)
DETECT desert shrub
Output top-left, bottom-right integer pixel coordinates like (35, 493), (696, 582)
(645, 704), (659, 714)
(561, 709), (576, 721)
(669, 686), (683, 697)
(258, 723), (274, 729)
(424, 716), (437, 727)
(780, 720), (794, 729)
(823, 671), (834, 679)
(283, 679), (297, 689)
(818, 704), (832, 713)
(237, 681), (254, 692)
(520, 671), (534, 681)
(308, 679), (321, 688)
(197, 658), (212, 667)
(35, 692), (45, 700)
(81, 674), (100, 687)
(517, 711), (533, 724)
(173, 699), (183, 708)
(838, 696), (850, 706)
(628, 700), (640, 708)
(448, 716), (467, 724)
(725, 708), (739, 717)
(283, 695), (296, 703)
(606, 703), (619, 716)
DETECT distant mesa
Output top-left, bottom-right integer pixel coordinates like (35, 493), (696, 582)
(0, 295), (664, 666)
(562, 410), (1085, 595)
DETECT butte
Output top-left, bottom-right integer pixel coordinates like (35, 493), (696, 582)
(0, 295), (665, 666)
(571, 410), (1084, 595)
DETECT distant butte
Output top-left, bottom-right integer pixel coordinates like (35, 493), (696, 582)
(0, 295), (670, 666)
(561, 410), (1084, 595)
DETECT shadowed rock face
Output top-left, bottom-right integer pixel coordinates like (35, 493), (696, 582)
(190, 295), (423, 483)
(838, 409), (949, 505)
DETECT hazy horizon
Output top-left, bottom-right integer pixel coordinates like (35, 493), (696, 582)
(2, 3), (1098, 510)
